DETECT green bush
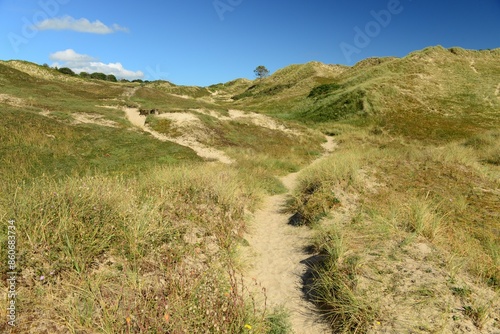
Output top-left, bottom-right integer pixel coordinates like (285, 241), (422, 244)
(90, 72), (107, 80)
(106, 74), (118, 82)
(308, 83), (342, 99)
(58, 67), (76, 76)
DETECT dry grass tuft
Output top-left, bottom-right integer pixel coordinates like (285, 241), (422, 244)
(0, 165), (272, 333)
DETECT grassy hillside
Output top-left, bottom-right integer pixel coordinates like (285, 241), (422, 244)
(0, 46), (499, 333)
(293, 46), (500, 140)
(0, 60), (322, 333)
(223, 61), (347, 115)
(281, 47), (500, 332)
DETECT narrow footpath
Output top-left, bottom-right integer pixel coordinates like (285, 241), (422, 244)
(243, 137), (337, 334)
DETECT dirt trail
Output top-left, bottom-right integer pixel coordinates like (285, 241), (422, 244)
(495, 83), (500, 99)
(469, 59), (479, 74)
(123, 107), (233, 164)
(121, 86), (233, 164)
(243, 137), (336, 334)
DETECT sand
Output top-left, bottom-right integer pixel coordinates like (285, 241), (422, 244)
(123, 107), (233, 164)
(242, 137), (337, 334)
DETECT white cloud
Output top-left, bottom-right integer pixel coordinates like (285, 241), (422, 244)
(35, 16), (129, 34)
(112, 23), (129, 33)
(49, 49), (95, 63)
(50, 49), (144, 80)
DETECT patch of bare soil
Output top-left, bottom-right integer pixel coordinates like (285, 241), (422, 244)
(359, 239), (500, 334)
(123, 107), (146, 128)
(72, 113), (118, 128)
(194, 108), (300, 136)
(120, 86), (233, 164)
(121, 86), (140, 99)
(123, 107), (234, 164)
(241, 138), (336, 334)
(0, 93), (27, 108)
(469, 59), (479, 74)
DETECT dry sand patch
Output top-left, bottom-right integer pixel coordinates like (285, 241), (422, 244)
(72, 113), (118, 128)
(241, 137), (336, 333)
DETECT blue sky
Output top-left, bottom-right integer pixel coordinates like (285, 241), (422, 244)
(1, 0), (499, 86)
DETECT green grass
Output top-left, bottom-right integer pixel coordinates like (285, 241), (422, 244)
(233, 47), (500, 145)
(0, 62), (126, 118)
(145, 116), (182, 137)
(288, 121), (499, 331)
(132, 86), (223, 113)
(0, 165), (269, 333)
(149, 109), (325, 193)
(286, 148), (361, 225)
(0, 59), (330, 333)
(264, 307), (293, 334)
(0, 106), (200, 184)
(307, 225), (377, 333)
(1, 47), (499, 333)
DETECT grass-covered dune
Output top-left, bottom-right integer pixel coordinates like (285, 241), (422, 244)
(0, 59), (321, 333)
(1, 45), (499, 333)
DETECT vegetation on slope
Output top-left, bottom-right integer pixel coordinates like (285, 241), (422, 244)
(225, 61), (347, 115)
(232, 50), (500, 333)
(0, 163), (277, 333)
(0, 60), (319, 333)
(287, 109), (499, 332)
(278, 46), (500, 333)
(1, 45), (499, 333)
(296, 47), (500, 136)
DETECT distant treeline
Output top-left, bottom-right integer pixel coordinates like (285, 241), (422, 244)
(42, 63), (146, 83)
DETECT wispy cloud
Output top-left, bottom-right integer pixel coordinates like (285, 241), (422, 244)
(50, 49), (143, 80)
(35, 16), (129, 34)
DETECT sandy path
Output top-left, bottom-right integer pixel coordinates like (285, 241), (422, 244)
(469, 60), (478, 74)
(495, 83), (500, 98)
(123, 107), (233, 164)
(121, 87), (233, 163)
(243, 137), (336, 334)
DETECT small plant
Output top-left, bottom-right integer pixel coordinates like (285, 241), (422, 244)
(403, 197), (445, 241)
(463, 304), (491, 329)
(309, 261), (377, 333)
(307, 224), (376, 333)
(265, 306), (293, 334)
(451, 286), (471, 298)
(287, 182), (340, 225)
